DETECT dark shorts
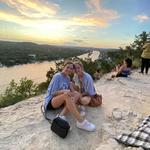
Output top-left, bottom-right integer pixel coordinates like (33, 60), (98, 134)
(46, 100), (56, 110)
(46, 98), (65, 111)
(116, 73), (128, 77)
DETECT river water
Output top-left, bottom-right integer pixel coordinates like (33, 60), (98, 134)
(0, 51), (100, 94)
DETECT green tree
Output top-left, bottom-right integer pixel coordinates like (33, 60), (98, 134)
(131, 31), (150, 51)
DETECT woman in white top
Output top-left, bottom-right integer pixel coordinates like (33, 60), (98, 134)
(73, 61), (97, 106)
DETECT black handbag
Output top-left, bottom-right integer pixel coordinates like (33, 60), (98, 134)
(51, 117), (70, 138)
(41, 105), (70, 138)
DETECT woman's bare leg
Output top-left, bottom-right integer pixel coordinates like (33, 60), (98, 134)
(51, 92), (83, 122)
(80, 96), (91, 105)
(60, 106), (68, 116)
(59, 91), (81, 116)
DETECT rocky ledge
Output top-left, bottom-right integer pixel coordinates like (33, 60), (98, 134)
(0, 71), (150, 150)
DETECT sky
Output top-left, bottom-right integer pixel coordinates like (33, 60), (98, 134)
(0, 0), (150, 48)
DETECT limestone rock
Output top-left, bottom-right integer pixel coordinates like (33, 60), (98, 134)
(0, 70), (150, 150)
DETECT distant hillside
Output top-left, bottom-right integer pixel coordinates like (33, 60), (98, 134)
(0, 41), (90, 67)
(100, 48), (119, 52)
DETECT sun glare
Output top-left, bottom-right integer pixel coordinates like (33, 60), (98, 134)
(34, 21), (68, 38)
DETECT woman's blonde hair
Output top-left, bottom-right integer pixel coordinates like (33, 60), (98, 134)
(74, 61), (84, 69)
(64, 60), (74, 67)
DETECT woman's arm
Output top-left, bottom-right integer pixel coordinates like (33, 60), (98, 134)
(86, 75), (96, 96)
(116, 64), (121, 72)
(69, 82), (80, 92)
(53, 89), (70, 96)
(69, 82), (76, 92)
(117, 65), (125, 74)
(48, 73), (70, 97)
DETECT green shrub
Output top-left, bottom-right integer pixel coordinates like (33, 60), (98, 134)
(38, 81), (49, 93)
(80, 58), (98, 79)
(104, 49), (142, 72)
(0, 78), (39, 108)
(99, 59), (113, 74)
(132, 58), (141, 68)
(46, 67), (56, 82)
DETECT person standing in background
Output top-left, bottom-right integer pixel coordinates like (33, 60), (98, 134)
(140, 40), (150, 74)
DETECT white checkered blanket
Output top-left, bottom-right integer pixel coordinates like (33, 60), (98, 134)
(115, 116), (150, 150)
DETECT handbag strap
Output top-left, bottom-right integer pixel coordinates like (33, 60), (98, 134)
(41, 105), (52, 124)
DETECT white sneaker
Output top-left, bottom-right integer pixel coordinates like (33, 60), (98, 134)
(76, 119), (96, 131)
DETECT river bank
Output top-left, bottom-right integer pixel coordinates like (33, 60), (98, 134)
(0, 51), (100, 94)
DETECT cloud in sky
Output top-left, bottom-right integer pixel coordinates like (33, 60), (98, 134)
(71, 14), (107, 27)
(135, 14), (149, 23)
(0, 0), (59, 18)
(0, 0), (119, 28)
(73, 39), (84, 43)
(69, 0), (120, 28)
(0, 0), (63, 31)
(86, 0), (119, 21)
(0, 0), (124, 47)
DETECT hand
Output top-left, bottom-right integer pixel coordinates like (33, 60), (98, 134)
(61, 89), (70, 93)
(66, 91), (73, 97)
(53, 90), (70, 96)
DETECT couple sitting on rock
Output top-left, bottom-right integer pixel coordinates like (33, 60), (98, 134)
(44, 61), (102, 132)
